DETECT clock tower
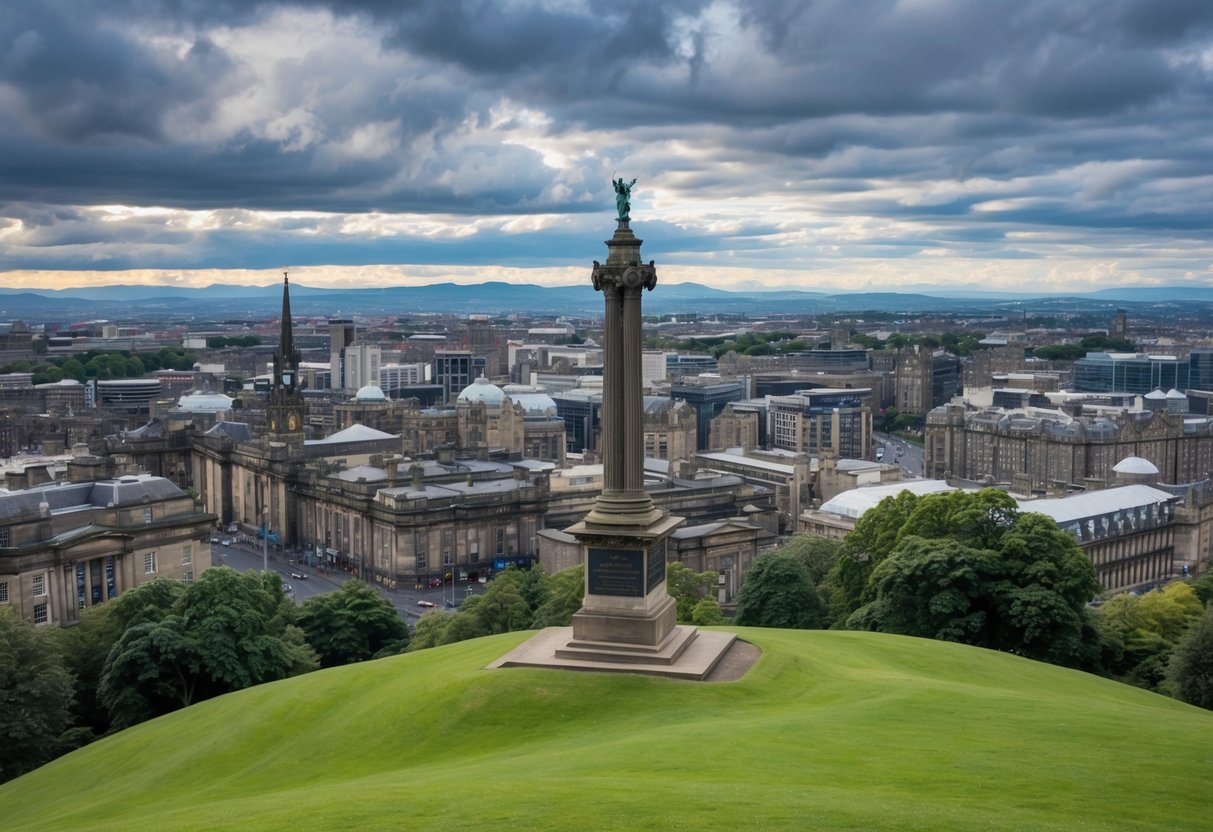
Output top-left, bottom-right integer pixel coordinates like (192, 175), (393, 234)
(267, 269), (305, 440)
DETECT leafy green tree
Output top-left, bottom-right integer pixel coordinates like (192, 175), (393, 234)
(691, 595), (726, 626)
(840, 489), (1100, 666)
(777, 535), (842, 586)
(1188, 574), (1213, 607)
(735, 553), (827, 629)
(464, 577), (532, 635)
(827, 490), (921, 622)
(99, 569), (316, 729)
(531, 565), (584, 628)
(1095, 582), (1204, 689)
(667, 561), (718, 623)
(297, 581), (408, 668)
(409, 611), (455, 650)
(851, 537), (997, 642)
(0, 608), (77, 783)
(1167, 605), (1213, 709)
(60, 358), (86, 382)
(51, 604), (120, 741)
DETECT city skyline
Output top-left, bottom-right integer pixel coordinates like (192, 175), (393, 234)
(3, 1), (1213, 294)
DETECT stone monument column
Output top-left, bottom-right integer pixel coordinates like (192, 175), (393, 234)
(561, 216), (691, 660)
(492, 183), (741, 679)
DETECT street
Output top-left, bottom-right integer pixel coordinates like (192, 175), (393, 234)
(874, 432), (925, 478)
(210, 540), (482, 623)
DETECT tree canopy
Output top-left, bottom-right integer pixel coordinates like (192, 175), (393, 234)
(0, 608), (76, 783)
(99, 569), (316, 728)
(1167, 604), (1213, 709)
(735, 553), (827, 629)
(408, 565), (585, 651)
(297, 581), (409, 668)
(835, 489), (1101, 666)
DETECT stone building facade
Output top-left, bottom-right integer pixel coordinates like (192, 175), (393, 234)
(924, 403), (1213, 492)
(0, 474), (213, 626)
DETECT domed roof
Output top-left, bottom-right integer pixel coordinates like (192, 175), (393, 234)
(1113, 456), (1159, 476)
(1144, 389), (1168, 400)
(1166, 388), (1187, 399)
(510, 392), (558, 417)
(457, 376), (507, 406)
(176, 392), (234, 413)
(355, 384), (387, 402)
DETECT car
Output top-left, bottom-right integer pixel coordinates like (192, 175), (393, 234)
(283, 583), (294, 595)
(210, 537), (219, 544)
(221, 539), (231, 546)
(290, 572), (308, 580)
(417, 600), (437, 608)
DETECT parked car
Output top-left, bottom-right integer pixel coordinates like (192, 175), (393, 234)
(290, 572), (308, 580)
(417, 600), (437, 608)
(221, 539), (231, 546)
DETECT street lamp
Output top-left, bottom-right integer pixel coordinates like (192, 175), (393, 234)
(262, 508), (269, 574)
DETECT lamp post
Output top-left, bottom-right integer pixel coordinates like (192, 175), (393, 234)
(262, 508), (269, 574)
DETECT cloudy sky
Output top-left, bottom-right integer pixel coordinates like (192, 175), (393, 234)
(2, 0), (1213, 294)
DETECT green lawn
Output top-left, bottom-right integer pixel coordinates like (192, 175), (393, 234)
(3, 628), (1211, 831)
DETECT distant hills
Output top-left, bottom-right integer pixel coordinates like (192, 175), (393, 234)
(0, 279), (1208, 320)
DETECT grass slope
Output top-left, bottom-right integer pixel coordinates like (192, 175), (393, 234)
(3, 629), (1211, 832)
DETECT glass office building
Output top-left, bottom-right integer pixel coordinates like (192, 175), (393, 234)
(1073, 352), (1191, 395)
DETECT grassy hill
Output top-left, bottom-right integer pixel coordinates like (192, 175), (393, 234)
(3, 628), (1210, 831)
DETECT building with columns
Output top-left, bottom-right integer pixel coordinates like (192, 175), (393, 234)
(0, 474), (213, 626)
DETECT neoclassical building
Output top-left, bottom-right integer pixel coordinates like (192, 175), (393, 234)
(0, 473), (213, 626)
(925, 402), (1213, 491)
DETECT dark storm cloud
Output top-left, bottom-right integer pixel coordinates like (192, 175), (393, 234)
(1, 0), (1212, 283)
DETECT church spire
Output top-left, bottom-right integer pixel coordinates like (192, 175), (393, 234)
(278, 267), (297, 375)
(268, 267), (304, 438)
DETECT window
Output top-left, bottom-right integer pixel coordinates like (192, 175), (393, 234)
(182, 570), (194, 585)
(143, 507), (153, 524)
(33, 603), (48, 625)
(144, 552), (157, 574)
(0, 527), (8, 547)
(0, 581), (7, 603)
(495, 528), (505, 555)
(32, 574), (46, 597)
(416, 551), (427, 570)
(182, 545), (192, 566)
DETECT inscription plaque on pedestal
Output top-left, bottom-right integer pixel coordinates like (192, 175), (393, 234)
(646, 538), (666, 594)
(587, 548), (645, 597)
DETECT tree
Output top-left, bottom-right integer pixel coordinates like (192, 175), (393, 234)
(776, 535), (842, 586)
(531, 565), (584, 628)
(841, 489), (1101, 666)
(667, 561), (718, 623)
(851, 537), (997, 643)
(735, 553), (827, 629)
(99, 568), (316, 729)
(827, 489), (922, 623)
(1095, 581), (1204, 688)
(297, 581), (408, 668)
(691, 595), (726, 626)
(0, 608), (76, 783)
(52, 604), (120, 742)
(1167, 605), (1213, 709)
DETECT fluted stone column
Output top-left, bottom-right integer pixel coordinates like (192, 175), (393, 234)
(583, 219), (661, 527)
(564, 218), (686, 653)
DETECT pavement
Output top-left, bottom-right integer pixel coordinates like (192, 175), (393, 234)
(211, 539), (483, 622)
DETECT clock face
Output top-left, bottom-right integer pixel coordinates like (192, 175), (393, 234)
(281, 372), (293, 387)
(288, 414), (298, 431)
